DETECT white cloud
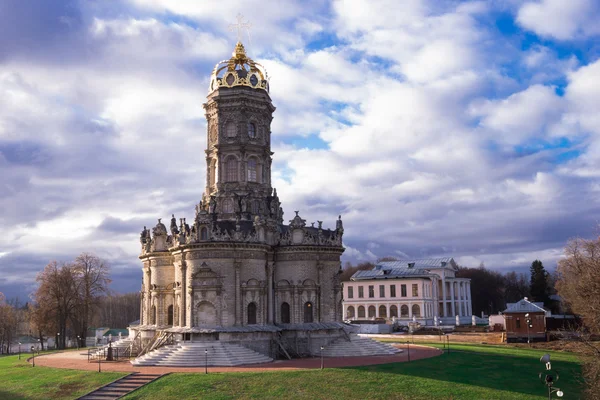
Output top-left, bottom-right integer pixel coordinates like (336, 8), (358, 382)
(517, 0), (600, 40)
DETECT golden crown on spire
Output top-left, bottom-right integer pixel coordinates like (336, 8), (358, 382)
(208, 41), (269, 93)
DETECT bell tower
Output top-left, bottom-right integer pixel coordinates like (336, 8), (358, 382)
(201, 42), (277, 221)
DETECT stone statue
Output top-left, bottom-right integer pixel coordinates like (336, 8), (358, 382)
(170, 214), (179, 236)
(456, 315), (460, 326)
(241, 195), (248, 213)
(209, 196), (217, 214)
(336, 215), (344, 231)
(472, 315), (476, 326)
(140, 226), (148, 244)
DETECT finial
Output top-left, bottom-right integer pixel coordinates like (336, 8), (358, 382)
(229, 13), (252, 44)
(294, 211), (299, 217)
(158, 218), (161, 223)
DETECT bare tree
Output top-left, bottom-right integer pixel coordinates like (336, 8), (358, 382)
(71, 253), (111, 348)
(0, 292), (17, 354)
(556, 235), (600, 398)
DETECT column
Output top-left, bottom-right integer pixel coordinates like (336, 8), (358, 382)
(234, 261), (241, 325)
(186, 266), (193, 327)
(180, 255), (187, 327)
(467, 282), (472, 316)
(375, 304), (380, 318)
(267, 261), (274, 324)
(145, 267), (152, 325)
(450, 281), (456, 316)
(441, 278), (447, 317)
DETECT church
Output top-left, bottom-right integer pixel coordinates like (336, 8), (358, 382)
(129, 40), (399, 365)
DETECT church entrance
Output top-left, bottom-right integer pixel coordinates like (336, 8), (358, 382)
(194, 301), (217, 326)
(303, 302), (314, 323)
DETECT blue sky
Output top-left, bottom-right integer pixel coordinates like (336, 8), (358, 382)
(1, 0), (600, 300)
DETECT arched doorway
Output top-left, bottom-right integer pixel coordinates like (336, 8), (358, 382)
(346, 306), (355, 319)
(390, 305), (398, 318)
(368, 305), (376, 318)
(303, 302), (313, 323)
(280, 302), (290, 324)
(358, 306), (365, 318)
(400, 305), (409, 317)
(194, 301), (217, 326)
(247, 302), (257, 325)
(167, 305), (174, 326)
(412, 304), (421, 317)
(379, 305), (387, 318)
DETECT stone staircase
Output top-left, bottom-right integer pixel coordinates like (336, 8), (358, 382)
(131, 341), (273, 367)
(77, 373), (164, 400)
(92, 338), (135, 357)
(321, 335), (401, 357)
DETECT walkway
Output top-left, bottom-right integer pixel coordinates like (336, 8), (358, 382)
(30, 344), (441, 373)
(77, 373), (165, 400)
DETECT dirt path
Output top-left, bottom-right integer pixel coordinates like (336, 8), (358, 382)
(30, 344), (441, 374)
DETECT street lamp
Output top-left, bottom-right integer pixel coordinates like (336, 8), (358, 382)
(525, 313), (532, 346)
(18, 342), (21, 360)
(57, 332), (61, 350)
(31, 346), (35, 367)
(406, 341), (411, 362)
(205, 349), (208, 374)
(77, 336), (81, 351)
(539, 354), (564, 399)
(320, 346), (324, 370)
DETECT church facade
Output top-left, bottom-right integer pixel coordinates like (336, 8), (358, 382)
(132, 42), (346, 358)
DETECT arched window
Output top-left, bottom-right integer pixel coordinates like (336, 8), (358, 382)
(247, 159), (257, 182)
(151, 305), (157, 325)
(346, 306), (355, 319)
(226, 122), (236, 138)
(379, 305), (387, 318)
(209, 159), (216, 187)
(167, 305), (174, 326)
(226, 157), (237, 182)
(390, 305), (398, 318)
(303, 302), (313, 323)
(357, 306), (365, 318)
(247, 302), (257, 325)
(368, 306), (376, 318)
(280, 302), (290, 324)
(251, 200), (259, 214)
(223, 199), (234, 214)
(248, 122), (256, 138)
(200, 227), (208, 240)
(400, 305), (409, 317)
(412, 304), (421, 317)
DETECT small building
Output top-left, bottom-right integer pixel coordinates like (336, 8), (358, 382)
(503, 298), (548, 342)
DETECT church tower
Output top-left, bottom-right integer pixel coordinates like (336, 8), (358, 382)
(201, 42), (279, 222)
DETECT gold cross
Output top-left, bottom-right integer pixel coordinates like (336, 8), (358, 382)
(229, 13), (252, 43)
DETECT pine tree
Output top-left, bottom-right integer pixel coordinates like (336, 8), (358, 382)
(529, 260), (549, 305)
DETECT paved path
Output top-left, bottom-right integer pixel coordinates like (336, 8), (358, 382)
(30, 344), (441, 374)
(77, 373), (165, 400)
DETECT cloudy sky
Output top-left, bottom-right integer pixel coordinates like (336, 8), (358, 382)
(1, 0), (599, 300)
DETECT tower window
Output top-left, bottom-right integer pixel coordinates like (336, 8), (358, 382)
(248, 123), (256, 138)
(223, 198), (234, 213)
(247, 159), (257, 182)
(226, 122), (236, 138)
(226, 157), (238, 182)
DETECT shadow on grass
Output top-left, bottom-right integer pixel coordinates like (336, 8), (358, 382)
(345, 348), (583, 398)
(0, 390), (27, 400)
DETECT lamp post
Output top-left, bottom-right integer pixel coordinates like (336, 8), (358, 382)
(205, 348), (208, 374)
(539, 354), (564, 399)
(77, 336), (81, 351)
(31, 346), (35, 367)
(525, 313), (532, 346)
(18, 342), (21, 360)
(57, 332), (60, 350)
(406, 341), (411, 362)
(37, 339), (41, 354)
(320, 346), (324, 370)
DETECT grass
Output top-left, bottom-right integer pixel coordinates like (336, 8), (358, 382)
(0, 352), (125, 400)
(122, 343), (584, 400)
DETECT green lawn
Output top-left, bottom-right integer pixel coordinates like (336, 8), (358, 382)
(122, 343), (584, 400)
(0, 353), (125, 400)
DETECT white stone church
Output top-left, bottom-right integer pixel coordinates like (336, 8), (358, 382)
(128, 41), (399, 366)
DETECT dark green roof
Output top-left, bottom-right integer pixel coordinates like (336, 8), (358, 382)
(102, 329), (129, 336)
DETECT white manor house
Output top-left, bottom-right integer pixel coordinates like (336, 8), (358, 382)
(343, 258), (473, 325)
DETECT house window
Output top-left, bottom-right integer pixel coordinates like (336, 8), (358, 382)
(348, 286), (354, 299)
(226, 122), (236, 138)
(401, 284), (407, 297)
(368, 285), (374, 298)
(358, 286), (364, 298)
(248, 122), (256, 138)
(390, 285), (396, 298)
(379, 285), (385, 298)
(226, 157), (238, 182)
(247, 159), (257, 182)
(412, 284), (419, 297)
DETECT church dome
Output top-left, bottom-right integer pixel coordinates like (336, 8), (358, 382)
(209, 42), (269, 93)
